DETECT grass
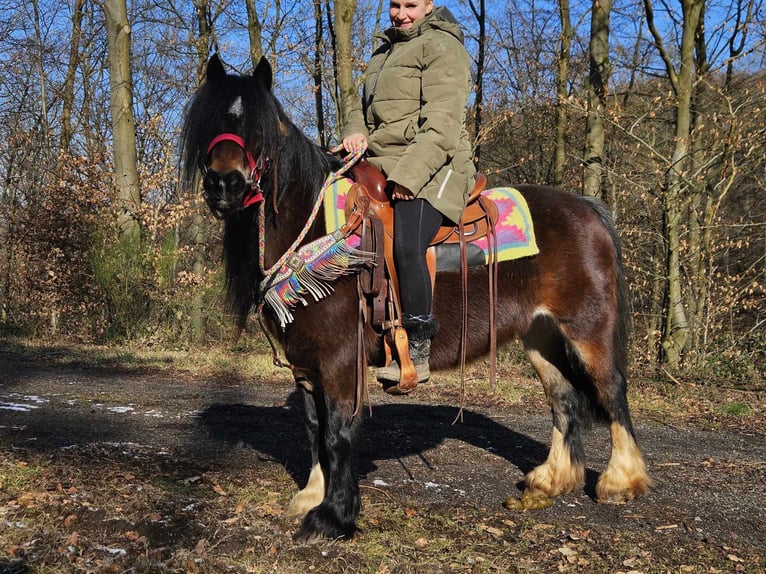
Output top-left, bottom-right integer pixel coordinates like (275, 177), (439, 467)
(0, 334), (287, 382)
(0, 461), (42, 497)
(2, 335), (762, 428)
(717, 401), (752, 416)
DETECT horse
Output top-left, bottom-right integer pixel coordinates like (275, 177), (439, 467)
(180, 54), (650, 542)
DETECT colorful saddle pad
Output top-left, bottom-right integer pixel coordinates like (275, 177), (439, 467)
(325, 179), (538, 265)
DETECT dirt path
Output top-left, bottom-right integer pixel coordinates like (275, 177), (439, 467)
(1, 347), (764, 573)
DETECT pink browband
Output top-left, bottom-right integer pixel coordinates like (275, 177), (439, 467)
(206, 133), (266, 207)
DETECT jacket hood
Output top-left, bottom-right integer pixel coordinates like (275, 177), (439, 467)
(380, 6), (465, 45)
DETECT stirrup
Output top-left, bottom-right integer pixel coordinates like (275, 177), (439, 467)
(380, 326), (420, 395)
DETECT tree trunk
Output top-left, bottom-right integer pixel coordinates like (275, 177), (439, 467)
(244, 0), (263, 69)
(189, 0), (213, 345)
(334, 0), (357, 131)
(103, 0), (141, 243)
(60, 0), (85, 153)
(469, 0), (486, 166)
(313, 0), (327, 146)
(32, 0), (51, 161)
(687, 5), (709, 356)
(582, 0), (612, 200)
(553, 0), (572, 186)
(644, 0), (704, 368)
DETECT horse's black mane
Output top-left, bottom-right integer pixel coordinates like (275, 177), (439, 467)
(179, 56), (343, 327)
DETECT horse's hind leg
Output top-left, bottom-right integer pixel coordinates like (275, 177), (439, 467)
(522, 317), (586, 497)
(286, 381), (325, 518)
(572, 345), (651, 502)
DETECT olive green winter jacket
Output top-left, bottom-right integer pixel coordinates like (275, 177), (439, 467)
(341, 6), (475, 224)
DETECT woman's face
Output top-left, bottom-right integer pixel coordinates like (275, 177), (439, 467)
(389, 0), (434, 28)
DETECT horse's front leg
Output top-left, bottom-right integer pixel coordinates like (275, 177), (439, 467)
(286, 380), (325, 518)
(294, 376), (362, 542)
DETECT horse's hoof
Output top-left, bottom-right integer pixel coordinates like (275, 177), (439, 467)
(596, 476), (651, 504)
(293, 528), (324, 545)
(524, 461), (584, 499)
(596, 462), (651, 503)
(294, 505), (356, 543)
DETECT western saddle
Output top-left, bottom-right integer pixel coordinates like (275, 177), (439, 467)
(344, 160), (499, 395)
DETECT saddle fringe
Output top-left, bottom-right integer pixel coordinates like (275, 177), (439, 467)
(263, 230), (375, 327)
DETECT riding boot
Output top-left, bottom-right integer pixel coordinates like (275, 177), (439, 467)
(377, 314), (438, 385)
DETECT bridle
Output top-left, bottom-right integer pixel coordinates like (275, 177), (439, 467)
(205, 133), (268, 209)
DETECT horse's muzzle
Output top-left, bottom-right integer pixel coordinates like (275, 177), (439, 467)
(202, 169), (247, 218)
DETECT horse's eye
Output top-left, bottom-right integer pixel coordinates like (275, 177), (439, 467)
(203, 171), (220, 192)
(225, 171), (246, 192)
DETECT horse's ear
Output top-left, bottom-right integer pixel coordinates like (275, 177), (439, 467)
(253, 56), (273, 91)
(206, 53), (226, 81)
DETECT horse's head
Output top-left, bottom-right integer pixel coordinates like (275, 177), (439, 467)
(181, 54), (281, 219)
(202, 132), (266, 219)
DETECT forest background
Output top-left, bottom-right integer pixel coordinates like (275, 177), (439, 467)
(0, 0), (763, 381)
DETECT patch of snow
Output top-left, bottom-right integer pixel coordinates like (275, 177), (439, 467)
(0, 394), (49, 412)
(95, 545), (126, 556)
(106, 405), (135, 414)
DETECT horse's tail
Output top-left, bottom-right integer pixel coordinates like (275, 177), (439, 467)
(582, 197), (632, 372)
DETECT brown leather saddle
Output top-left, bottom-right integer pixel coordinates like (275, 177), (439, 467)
(343, 160), (499, 395)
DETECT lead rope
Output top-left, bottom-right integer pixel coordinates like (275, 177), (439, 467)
(254, 146), (365, 381)
(257, 146), (363, 279)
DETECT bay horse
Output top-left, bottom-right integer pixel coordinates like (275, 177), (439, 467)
(180, 54), (650, 542)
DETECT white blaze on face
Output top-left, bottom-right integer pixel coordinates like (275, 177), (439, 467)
(229, 96), (243, 118)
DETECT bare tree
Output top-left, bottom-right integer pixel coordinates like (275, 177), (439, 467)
(582, 0), (612, 199)
(334, 0), (357, 132)
(553, 0), (572, 186)
(643, 0), (704, 367)
(244, 0), (263, 69)
(313, 0), (328, 146)
(31, 0), (51, 160)
(187, 0), (214, 344)
(60, 0), (86, 152)
(102, 0), (141, 243)
(469, 0), (486, 165)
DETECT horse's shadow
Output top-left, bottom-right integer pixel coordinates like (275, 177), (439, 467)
(196, 389), (602, 498)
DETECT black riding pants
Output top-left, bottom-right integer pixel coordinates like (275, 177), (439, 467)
(393, 198), (443, 317)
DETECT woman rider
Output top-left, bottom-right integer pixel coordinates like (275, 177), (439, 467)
(342, 0), (475, 385)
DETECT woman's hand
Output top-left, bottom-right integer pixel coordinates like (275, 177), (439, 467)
(391, 183), (414, 200)
(342, 133), (368, 153)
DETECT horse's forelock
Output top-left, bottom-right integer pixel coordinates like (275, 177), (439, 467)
(182, 72), (281, 174)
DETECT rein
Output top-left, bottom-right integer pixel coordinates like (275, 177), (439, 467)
(205, 133), (363, 295)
